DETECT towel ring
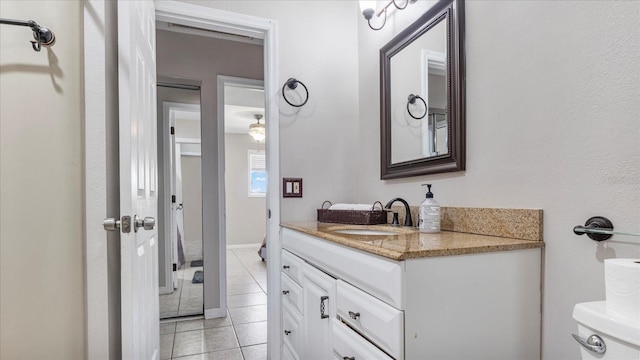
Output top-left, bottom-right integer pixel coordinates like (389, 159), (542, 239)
(407, 94), (427, 120)
(282, 78), (309, 107)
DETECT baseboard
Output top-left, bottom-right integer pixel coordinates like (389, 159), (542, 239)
(226, 243), (261, 250)
(204, 307), (227, 319)
(159, 285), (174, 295)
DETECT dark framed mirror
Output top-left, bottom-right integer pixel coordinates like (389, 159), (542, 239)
(380, 0), (465, 179)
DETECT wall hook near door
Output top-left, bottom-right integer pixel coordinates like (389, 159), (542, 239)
(282, 78), (309, 107)
(0, 18), (56, 52)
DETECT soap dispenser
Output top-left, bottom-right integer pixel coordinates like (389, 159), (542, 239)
(418, 184), (440, 233)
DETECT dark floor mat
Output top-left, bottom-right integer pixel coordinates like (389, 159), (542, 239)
(192, 270), (203, 284)
(190, 260), (203, 267)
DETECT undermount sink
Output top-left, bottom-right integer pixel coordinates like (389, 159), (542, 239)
(332, 229), (401, 236)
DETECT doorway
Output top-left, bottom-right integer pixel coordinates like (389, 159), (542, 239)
(157, 83), (204, 319)
(83, 2), (281, 358)
(154, 4), (274, 358)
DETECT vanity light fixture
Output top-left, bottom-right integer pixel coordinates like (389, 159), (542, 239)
(248, 114), (265, 142)
(359, 0), (414, 31)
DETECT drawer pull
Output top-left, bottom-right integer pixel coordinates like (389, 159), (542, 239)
(343, 357), (355, 360)
(320, 296), (329, 319)
(283, 265), (290, 269)
(284, 330), (291, 335)
(348, 311), (360, 320)
(282, 290), (290, 295)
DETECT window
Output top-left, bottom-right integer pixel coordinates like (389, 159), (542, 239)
(248, 150), (266, 197)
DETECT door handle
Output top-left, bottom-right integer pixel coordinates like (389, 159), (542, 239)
(103, 215), (131, 233)
(103, 218), (121, 231)
(571, 334), (606, 354)
(134, 215), (156, 232)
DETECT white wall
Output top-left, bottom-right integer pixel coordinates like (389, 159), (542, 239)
(225, 134), (267, 246)
(358, 1), (640, 359)
(0, 1), (85, 358)
(178, 0), (361, 221)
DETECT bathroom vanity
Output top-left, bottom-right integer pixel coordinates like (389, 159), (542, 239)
(280, 222), (544, 360)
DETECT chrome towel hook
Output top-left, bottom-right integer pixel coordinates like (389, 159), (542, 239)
(407, 94), (427, 119)
(0, 18), (56, 52)
(282, 78), (309, 107)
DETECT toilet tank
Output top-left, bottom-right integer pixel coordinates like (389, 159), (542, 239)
(573, 301), (640, 359)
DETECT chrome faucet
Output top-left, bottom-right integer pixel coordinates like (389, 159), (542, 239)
(384, 198), (413, 227)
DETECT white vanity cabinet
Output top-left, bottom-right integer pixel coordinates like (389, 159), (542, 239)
(281, 227), (542, 360)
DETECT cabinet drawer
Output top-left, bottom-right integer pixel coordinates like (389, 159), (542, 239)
(336, 280), (403, 359)
(282, 228), (404, 308)
(332, 319), (394, 360)
(283, 304), (303, 356)
(281, 273), (303, 315)
(282, 249), (305, 286)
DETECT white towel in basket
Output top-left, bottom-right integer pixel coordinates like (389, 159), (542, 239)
(329, 203), (382, 211)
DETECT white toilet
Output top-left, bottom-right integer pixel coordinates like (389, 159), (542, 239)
(573, 301), (640, 359)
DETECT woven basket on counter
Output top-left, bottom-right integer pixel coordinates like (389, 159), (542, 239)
(316, 201), (386, 225)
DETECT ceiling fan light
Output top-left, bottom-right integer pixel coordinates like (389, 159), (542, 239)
(249, 122), (265, 142)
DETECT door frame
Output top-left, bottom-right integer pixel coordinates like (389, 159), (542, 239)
(84, 1), (281, 359)
(215, 75), (266, 320)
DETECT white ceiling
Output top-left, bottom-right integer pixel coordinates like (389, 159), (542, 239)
(224, 85), (265, 134)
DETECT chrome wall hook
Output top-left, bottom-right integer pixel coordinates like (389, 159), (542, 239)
(0, 18), (55, 52)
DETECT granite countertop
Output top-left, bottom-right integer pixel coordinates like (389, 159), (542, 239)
(281, 221), (545, 260)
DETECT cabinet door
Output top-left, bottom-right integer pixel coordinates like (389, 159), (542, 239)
(302, 264), (336, 360)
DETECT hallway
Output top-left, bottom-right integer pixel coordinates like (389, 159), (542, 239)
(160, 247), (267, 359)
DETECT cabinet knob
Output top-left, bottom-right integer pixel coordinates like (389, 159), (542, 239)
(348, 311), (360, 320)
(282, 290), (290, 295)
(284, 330), (291, 335)
(343, 357), (355, 360)
(283, 265), (290, 269)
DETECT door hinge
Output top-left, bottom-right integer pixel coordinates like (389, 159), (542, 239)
(171, 195), (176, 203)
(170, 126), (175, 135)
(173, 263), (177, 271)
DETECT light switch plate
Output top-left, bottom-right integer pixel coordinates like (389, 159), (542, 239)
(283, 178), (303, 198)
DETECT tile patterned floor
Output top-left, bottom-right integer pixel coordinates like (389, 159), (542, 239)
(160, 247), (268, 360)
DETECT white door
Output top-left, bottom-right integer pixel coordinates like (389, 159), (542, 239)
(118, 1), (159, 359)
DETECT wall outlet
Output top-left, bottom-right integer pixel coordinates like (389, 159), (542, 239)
(283, 178), (303, 198)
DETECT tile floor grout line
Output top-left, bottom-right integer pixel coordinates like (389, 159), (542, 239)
(231, 248), (266, 292)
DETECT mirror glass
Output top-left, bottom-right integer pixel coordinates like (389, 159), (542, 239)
(381, 0), (465, 179)
(390, 17), (448, 163)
